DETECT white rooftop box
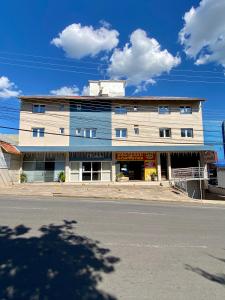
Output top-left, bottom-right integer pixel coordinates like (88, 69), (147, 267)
(89, 80), (126, 97)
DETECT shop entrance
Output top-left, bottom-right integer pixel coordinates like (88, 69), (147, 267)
(160, 154), (168, 180)
(120, 161), (144, 180)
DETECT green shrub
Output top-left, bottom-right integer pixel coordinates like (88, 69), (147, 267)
(20, 173), (27, 183)
(58, 171), (65, 182)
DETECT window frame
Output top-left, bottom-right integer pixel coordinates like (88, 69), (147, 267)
(158, 106), (170, 115)
(181, 128), (194, 138)
(114, 106), (127, 115)
(84, 128), (97, 138)
(115, 128), (127, 138)
(180, 106), (192, 114)
(134, 125), (139, 135)
(59, 128), (65, 135)
(159, 128), (171, 138)
(32, 127), (45, 138)
(32, 104), (46, 114)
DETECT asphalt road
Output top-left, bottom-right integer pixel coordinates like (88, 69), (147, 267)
(0, 196), (224, 300)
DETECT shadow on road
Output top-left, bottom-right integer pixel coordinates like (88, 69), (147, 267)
(185, 253), (225, 286)
(0, 220), (119, 299)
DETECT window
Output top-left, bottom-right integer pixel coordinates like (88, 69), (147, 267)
(59, 128), (65, 134)
(32, 104), (45, 113)
(180, 106), (192, 114)
(115, 106), (127, 114)
(32, 128), (45, 137)
(59, 104), (64, 111)
(115, 128), (127, 138)
(158, 106), (170, 114)
(134, 125), (139, 135)
(134, 106), (138, 112)
(84, 128), (97, 138)
(181, 128), (193, 138)
(159, 128), (171, 138)
(76, 104), (82, 111)
(75, 128), (82, 136)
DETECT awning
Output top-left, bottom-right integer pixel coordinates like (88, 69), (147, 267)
(0, 141), (21, 155)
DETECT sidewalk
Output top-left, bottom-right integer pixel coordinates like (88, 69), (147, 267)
(0, 182), (225, 205)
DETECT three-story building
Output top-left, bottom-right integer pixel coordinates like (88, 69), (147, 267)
(18, 80), (212, 183)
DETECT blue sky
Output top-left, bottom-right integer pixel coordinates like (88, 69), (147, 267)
(0, 0), (224, 159)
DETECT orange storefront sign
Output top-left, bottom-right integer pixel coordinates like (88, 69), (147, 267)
(116, 152), (156, 161)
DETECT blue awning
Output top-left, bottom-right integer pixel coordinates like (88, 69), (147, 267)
(18, 145), (214, 153)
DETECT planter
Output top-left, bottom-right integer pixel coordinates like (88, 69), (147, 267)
(117, 176), (129, 182)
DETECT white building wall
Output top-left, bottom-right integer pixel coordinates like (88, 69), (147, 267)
(218, 168), (225, 189)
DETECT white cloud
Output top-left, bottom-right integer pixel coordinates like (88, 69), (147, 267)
(179, 0), (225, 67)
(108, 29), (180, 89)
(81, 85), (90, 96)
(51, 22), (119, 59)
(0, 76), (21, 98)
(50, 85), (80, 96)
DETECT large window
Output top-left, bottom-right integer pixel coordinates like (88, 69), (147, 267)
(181, 128), (193, 138)
(32, 104), (45, 113)
(70, 161), (111, 182)
(84, 128), (97, 138)
(180, 106), (192, 114)
(115, 106), (127, 114)
(159, 128), (171, 138)
(158, 106), (170, 114)
(115, 128), (127, 138)
(32, 128), (45, 137)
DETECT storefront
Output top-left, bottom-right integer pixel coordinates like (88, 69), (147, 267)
(22, 153), (65, 182)
(115, 152), (157, 181)
(69, 152), (112, 182)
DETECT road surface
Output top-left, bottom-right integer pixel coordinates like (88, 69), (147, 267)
(0, 195), (224, 299)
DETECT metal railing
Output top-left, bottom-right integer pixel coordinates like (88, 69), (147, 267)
(172, 167), (208, 181)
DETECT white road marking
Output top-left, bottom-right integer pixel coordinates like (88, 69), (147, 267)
(104, 242), (207, 249)
(127, 211), (165, 216)
(0, 206), (47, 210)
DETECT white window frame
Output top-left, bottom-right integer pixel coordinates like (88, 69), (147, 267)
(75, 128), (82, 136)
(159, 128), (171, 138)
(134, 125), (139, 135)
(181, 128), (194, 138)
(32, 128), (45, 138)
(84, 128), (97, 138)
(180, 106), (192, 114)
(59, 128), (65, 135)
(115, 128), (127, 138)
(158, 106), (170, 114)
(32, 104), (46, 113)
(70, 161), (112, 182)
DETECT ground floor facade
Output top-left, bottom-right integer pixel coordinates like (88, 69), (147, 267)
(21, 151), (205, 183)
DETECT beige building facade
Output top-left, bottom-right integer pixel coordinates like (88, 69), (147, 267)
(18, 80), (212, 183)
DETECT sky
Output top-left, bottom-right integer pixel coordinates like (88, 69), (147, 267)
(0, 0), (224, 159)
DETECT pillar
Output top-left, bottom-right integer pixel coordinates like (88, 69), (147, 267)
(65, 152), (70, 182)
(157, 152), (161, 182)
(111, 152), (116, 182)
(167, 153), (172, 181)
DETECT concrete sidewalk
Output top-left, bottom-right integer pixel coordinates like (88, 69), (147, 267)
(0, 182), (225, 205)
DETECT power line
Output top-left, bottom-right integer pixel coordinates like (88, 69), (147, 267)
(0, 102), (221, 133)
(0, 124), (222, 145)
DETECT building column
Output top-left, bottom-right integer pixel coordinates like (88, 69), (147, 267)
(65, 152), (70, 182)
(167, 153), (172, 181)
(157, 152), (161, 182)
(111, 152), (116, 182)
